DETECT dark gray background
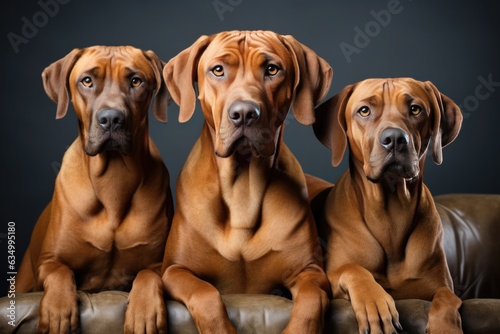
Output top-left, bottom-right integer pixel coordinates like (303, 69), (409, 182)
(1, 0), (499, 294)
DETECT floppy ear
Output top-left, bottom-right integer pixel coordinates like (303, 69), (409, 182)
(143, 50), (171, 123)
(424, 81), (463, 165)
(42, 48), (83, 119)
(313, 84), (354, 167)
(163, 35), (211, 123)
(282, 35), (333, 125)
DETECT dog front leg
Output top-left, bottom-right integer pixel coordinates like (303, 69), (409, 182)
(37, 261), (79, 334)
(163, 265), (236, 334)
(285, 265), (330, 334)
(125, 268), (167, 334)
(331, 264), (402, 334)
(427, 286), (463, 334)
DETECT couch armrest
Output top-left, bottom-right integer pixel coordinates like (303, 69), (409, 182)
(0, 292), (293, 333)
(2, 292), (500, 333)
(435, 194), (500, 299)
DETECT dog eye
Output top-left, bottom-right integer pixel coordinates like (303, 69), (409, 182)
(81, 76), (93, 88)
(266, 64), (279, 76)
(131, 77), (143, 88)
(357, 106), (371, 117)
(410, 105), (423, 116)
(212, 65), (224, 77)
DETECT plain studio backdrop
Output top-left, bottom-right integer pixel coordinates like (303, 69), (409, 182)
(1, 0), (499, 294)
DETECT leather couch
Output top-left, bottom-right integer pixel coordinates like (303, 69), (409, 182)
(2, 194), (499, 333)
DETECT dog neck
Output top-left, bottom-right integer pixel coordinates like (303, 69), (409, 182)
(74, 131), (156, 219)
(347, 156), (425, 252)
(205, 123), (279, 230)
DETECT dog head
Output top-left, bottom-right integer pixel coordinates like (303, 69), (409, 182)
(42, 45), (169, 156)
(314, 78), (462, 182)
(164, 30), (332, 158)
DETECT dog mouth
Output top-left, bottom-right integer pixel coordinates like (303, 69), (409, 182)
(366, 155), (419, 183)
(85, 131), (132, 156)
(215, 132), (276, 158)
(383, 162), (418, 180)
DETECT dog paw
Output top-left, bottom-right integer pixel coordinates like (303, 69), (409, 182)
(189, 289), (237, 334)
(349, 283), (402, 334)
(38, 289), (79, 334)
(124, 270), (167, 334)
(426, 308), (462, 334)
(426, 287), (463, 334)
(124, 295), (167, 334)
(124, 296), (167, 334)
(426, 323), (463, 334)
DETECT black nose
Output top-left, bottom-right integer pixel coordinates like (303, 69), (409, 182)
(97, 109), (125, 131)
(228, 101), (260, 127)
(379, 128), (409, 152)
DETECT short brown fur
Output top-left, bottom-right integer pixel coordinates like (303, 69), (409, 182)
(161, 31), (333, 333)
(310, 78), (463, 334)
(16, 46), (173, 334)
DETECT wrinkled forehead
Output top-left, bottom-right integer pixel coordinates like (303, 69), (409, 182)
(200, 31), (290, 66)
(349, 78), (430, 108)
(72, 46), (150, 76)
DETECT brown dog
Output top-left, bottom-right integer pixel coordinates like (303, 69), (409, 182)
(161, 30), (332, 333)
(16, 46), (173, 333)
(311, 78), (463, 334)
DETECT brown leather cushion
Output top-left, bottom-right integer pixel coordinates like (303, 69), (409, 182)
(2, 291), (500, 333)
(2, 292), (293, 333)
(436, 194), (500, 299)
